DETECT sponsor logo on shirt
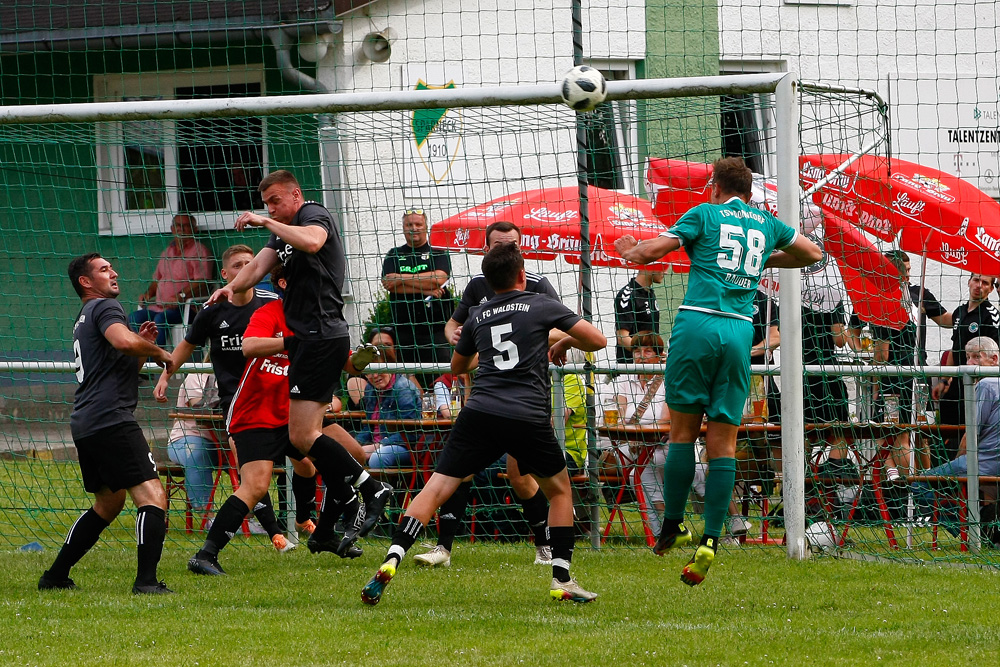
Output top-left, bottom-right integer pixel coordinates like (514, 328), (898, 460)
(277, 243), (295, 264)
(219, 334), (243, 352)
(260, 358), (289, 376)
(724, 273), (753, 289)
(219, 320), (229, 329)
(400, 263), (431, 273)
(618, 285), (633, 308)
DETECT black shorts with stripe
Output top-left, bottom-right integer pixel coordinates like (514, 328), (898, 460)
(435, 408), (567, 480)
(74, 421), (159, 494)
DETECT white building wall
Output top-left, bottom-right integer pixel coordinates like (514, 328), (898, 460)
(309, 0), (647, 358)
(720, 0), (1000, 359)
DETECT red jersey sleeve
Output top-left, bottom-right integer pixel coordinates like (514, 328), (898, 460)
(245, 300), (288, 339)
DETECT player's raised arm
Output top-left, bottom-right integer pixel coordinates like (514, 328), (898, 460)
(103, 322), (175, 372)
(451, 350), (477, 374)
(615, 234), (682, 266)
(243, 334), (287, 358)
(206, 247), (279, 306)
(763, 234), (822, 269)
(153, 339), (197, 402)
(549, 320), (606, 366)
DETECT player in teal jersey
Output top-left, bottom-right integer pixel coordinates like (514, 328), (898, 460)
(616, 157), (821, 586)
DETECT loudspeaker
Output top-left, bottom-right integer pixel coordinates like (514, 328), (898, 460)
(360, 29), (393, 63)
(297, 33), (334, 63)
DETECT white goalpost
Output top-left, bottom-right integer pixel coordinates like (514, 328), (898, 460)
(0, 72), (809, 556)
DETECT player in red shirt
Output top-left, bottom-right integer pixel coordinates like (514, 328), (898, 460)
(188, 266), (379, 575)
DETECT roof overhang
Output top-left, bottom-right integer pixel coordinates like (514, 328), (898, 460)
(0, 1), (383, 53)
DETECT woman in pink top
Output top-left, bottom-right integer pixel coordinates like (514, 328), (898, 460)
(129, 214), (213, 345)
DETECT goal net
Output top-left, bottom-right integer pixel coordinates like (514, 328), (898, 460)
(2, 75), (995, 568)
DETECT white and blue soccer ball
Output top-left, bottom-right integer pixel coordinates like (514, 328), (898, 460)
(560, 65), (607, 112)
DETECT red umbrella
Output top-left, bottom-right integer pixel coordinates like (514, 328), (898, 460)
(823, 213), (909, 328)
(798, 154), (1000, 276)
(645, 157), (909, 329)
(429, 185), (678, 271)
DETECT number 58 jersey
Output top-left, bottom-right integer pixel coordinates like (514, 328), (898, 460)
(456, 291), (580, 424)
(663, 197), (798, 321)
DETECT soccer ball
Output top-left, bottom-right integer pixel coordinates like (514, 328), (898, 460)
(560, 66), (607, 112)
(805, 521), (838, 551)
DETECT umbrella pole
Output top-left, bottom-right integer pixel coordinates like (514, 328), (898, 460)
(572, 0), (601, 549)
(915, 237), (931, 470)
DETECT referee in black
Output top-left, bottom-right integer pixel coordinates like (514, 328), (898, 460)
(206, 170), (391, 539)
(40, 254), (178, 594)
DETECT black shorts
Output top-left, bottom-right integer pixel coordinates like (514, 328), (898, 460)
(231, 427), (304, 466)
(287, 336), (350, 403)
(435, 408), (567, 480)
(803, 375), (849, 424)
(74, 421), (158, 494)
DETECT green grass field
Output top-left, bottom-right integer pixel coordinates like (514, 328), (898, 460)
(2, 540), (996, 666)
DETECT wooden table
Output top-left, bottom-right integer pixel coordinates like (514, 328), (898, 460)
(324, 410), (367, 421)
(599, 422), (965, 440)
(168, 410), (224, 422)
(361, 418), (455, 429)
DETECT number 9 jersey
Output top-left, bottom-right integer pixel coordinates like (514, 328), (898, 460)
(456, 291), (580, 424)
(662, 197), (798, 321)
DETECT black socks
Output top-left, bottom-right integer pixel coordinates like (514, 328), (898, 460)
(46, 508), (110, 579)
(135, 505), (166, 586)
(201, 496), (249, 558)
(292, 473), (317, 524)
(436, 481), (472, 551)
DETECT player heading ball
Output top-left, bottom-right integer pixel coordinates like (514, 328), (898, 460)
(362, 242), (608, 605)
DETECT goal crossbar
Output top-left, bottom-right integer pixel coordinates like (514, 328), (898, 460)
(0, 73), (789, 124)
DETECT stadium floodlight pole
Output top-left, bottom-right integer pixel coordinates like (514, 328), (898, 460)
(963, 373), (982, 552)
(571, 0), (601, 549)
(775, 72), (808, 561)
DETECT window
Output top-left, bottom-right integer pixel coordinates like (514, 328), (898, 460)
(584, 62), (640, 193)
(719, 62), (785, 177)
(95, 68), (266, 235)
(721, 94), (767, 175)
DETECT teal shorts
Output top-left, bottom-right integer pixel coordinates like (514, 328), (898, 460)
(664, 309), (754, 426)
